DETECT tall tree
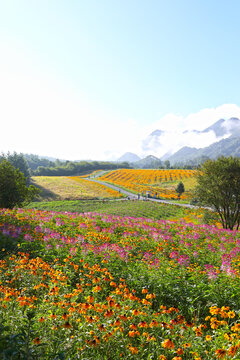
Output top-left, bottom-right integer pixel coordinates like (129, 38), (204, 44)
(194, 156), (240, 230)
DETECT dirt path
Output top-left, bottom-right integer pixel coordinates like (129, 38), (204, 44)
(86, 178), (199, 209)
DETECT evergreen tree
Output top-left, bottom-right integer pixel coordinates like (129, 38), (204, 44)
(176, 181), (185, 199)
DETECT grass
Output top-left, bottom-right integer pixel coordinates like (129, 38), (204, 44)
(25, 199), (189, 220)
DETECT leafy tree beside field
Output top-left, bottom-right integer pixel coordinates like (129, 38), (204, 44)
(0, 160), (39, 208)
(0, 151), (30, 178)
(195, 156), (240, 230)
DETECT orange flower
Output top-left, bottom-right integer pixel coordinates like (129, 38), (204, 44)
(62, 312), (68, 320)
(129, 330), (136, 337)
(87, 295), (94, 303)
(98, 324), (106, 331)
(33, 337), (40, 345)
(63, 321), (72, 329)
(149, 320), (158, 327)
(228, 345), (238, 357)
(215, 349), (227, 359)
(176, 348), (184, 355)
(138, 321), (148, 328)
(49, 313), (57, 319)
(128, 345), (138, 354)
(114, 318), (121, 326)
(162, 338), (174, 349)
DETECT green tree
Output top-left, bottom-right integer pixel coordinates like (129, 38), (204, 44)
(176, 181), (185, 199)
(1, 152), (30, 178)
(194, 156), (240, 230)
(0, 160), (39, 209)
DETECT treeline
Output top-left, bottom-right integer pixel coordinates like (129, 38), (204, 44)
(33, 160), (131, 176)
(1, 152), (131, 177)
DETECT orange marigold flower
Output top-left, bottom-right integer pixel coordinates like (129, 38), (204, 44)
(38, 317), (45, 322)
(162, 338), (174, 349)
(142, 288), (148, 294)
(158, 356), (167, 360)
(205, 335), (212, 341)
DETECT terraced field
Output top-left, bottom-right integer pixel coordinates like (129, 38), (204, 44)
(98, 169), (197, 200)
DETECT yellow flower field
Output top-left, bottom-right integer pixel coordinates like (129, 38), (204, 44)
(98, 169), (197, 200)
(31, 176), (123, 200)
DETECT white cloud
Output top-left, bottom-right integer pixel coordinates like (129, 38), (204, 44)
(140, 104), (240, 158)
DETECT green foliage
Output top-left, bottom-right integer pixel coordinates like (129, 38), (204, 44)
(195, 156), (240, 230)
(0, 160), (39, 209)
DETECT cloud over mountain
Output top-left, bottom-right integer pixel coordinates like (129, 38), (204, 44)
(140, 105), (240, 159)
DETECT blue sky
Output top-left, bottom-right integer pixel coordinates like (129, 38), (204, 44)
(1, 1), (240, 160)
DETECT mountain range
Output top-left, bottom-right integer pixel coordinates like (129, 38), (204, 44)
(118, 117), (240, 166)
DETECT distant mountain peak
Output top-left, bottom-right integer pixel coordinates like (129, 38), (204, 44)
(150, 129), (164, 136)
(117, 152), (141, 163)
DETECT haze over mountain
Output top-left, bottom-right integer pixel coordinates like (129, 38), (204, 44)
(118, 117), (240, 164)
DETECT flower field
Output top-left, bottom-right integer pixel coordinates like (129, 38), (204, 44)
(31, 176), (123, 200)
(98, 169), (196, 200)
(0, 208), (240, 359)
